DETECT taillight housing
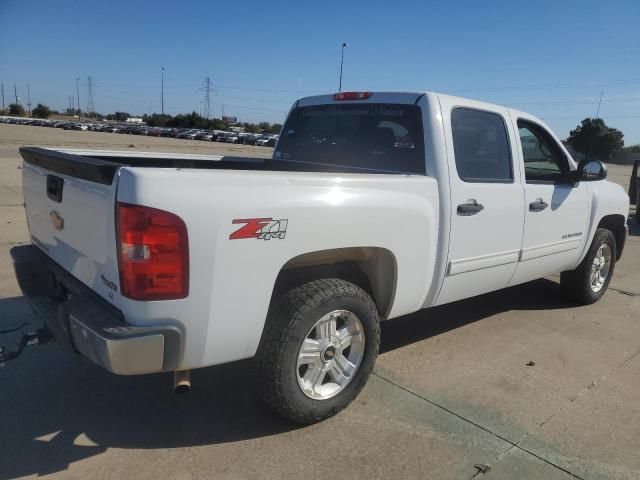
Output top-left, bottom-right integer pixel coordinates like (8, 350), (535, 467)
(117, 202), (189, 300)
(333, 91), (373, 101)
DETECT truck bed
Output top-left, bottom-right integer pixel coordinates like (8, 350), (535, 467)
(20, 147), (411, 184)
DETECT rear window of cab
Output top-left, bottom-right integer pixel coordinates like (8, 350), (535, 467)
(275, 103), (426, 174)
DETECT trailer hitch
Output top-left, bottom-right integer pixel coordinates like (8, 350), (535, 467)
(0, 327), (53, 365)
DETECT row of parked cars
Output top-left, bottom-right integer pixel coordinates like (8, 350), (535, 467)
(0, 117), (279, 147)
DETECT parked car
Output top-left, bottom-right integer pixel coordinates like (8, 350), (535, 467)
(630, 160), (639, 222)
(225, 133), (241, 143)
(256, 135), (275, 147)
(195, 131), (214, 141)
(242, 134), (258, 145)
(12, 91), (629, 425)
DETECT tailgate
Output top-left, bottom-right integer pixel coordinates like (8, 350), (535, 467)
(20, 147), (122, 308)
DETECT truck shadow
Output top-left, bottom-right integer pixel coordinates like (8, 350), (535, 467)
(628, 215), (639, 236)
(0, 277), (575, 478)
(380, 277), (573, 353)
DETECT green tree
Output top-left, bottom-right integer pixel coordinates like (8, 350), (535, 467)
(106, 111), (130, 122)
(32, 103), (52, 119)
(568, 118), (624, 162)
(8, 103), (25, 116)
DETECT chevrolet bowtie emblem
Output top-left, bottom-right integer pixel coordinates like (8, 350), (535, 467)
(50, 210), (64, 231)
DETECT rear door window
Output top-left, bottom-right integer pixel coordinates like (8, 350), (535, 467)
(275, 103), (426, 174)
(451, 108), (513, 182)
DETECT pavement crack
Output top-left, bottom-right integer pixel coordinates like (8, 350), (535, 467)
(373, 372), (586, 479)
(537, 346), (640, 429)
(610, 287), (640, 297)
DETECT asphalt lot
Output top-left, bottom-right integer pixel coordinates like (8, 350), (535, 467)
(0, 123), (639, 480)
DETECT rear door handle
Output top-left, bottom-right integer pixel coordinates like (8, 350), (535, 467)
(529, 198), (548, 212)
(457, 200), (484, 216)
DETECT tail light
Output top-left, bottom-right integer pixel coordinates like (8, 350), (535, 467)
(117, 202), (189, 300)
(333, 91), (373, 101)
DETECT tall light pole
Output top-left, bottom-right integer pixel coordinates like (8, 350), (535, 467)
(76, 77), (80, 116)
(339, 42), (349, 92)
(161, 67), (165, 127)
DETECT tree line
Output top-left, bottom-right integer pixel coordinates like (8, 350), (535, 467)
(142, 112), (282, 134)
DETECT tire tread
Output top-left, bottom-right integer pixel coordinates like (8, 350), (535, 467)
(255, 278), (379, 424)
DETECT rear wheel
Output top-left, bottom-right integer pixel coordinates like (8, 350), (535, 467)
(255, 279), (380, 424)
(561, 228), (616, 304)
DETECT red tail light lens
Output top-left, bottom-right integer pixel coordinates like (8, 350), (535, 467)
(333, 91), (373, 101)
(117, 202), (189, 300)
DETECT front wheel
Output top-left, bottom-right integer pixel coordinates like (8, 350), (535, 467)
(561, 228), (617, 304)
(255, 279), (380, 424)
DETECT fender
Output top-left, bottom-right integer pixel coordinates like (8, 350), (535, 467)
(576, 180), (629, 265)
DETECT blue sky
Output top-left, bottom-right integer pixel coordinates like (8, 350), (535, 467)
(1, 0), (639, 142)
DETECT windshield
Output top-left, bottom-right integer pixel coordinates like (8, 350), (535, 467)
(274, 103), (425, 174)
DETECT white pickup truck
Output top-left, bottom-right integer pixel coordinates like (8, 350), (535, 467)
(12, 91), (628, 424)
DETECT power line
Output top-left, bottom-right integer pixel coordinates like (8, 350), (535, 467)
(511, 96), (640, 107)
(451, 78), (640, 93)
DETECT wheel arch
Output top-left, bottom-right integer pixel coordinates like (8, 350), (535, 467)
(597, 214), (627, 260)
(271, 247), (398, 319)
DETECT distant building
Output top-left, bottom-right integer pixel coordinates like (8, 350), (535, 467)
(126, 117), (144, 123)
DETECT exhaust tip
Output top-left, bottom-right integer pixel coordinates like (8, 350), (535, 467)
(173, 370), (191, 393)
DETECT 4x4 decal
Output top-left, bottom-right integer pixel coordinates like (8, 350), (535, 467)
(230, 218), (288, 240)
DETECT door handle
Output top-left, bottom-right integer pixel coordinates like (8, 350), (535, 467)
(529, 198), (548, 212)
(457, 200), (484, 216)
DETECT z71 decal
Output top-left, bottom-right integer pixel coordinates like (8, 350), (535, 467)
(230, 218), (288, 240)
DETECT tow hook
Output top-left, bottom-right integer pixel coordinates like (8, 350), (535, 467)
(0, 327), (53, 365)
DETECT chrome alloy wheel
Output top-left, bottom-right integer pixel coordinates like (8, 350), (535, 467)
(296, 310), (365, 400)
(590, 243), (612, 293)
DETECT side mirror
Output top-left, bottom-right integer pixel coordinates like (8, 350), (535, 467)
(575, 159), (607, 182)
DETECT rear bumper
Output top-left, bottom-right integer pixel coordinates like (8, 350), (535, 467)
(11, 244), (182, 375)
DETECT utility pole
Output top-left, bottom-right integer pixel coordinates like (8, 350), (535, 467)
(1, 82), (4, 109)
(339, 42), (348, 92)
(595, 90), (604, 118)
(86, 75), (95, 116)
(27, 84), (32, 116)
(161, 67), (165, 127)
(76, 77), (81, 116)
(14, 84), (19, 104)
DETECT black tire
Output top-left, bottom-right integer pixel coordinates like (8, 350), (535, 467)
(255, 278), (380, 424)
(561, 228), (616, 305)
